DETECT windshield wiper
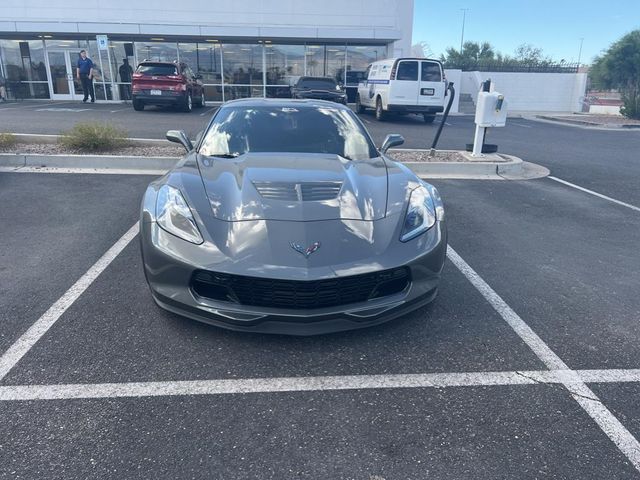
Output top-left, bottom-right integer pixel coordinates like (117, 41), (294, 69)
(210, 153), (240, 158)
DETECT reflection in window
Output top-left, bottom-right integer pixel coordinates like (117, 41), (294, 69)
(326, 45), (346, 84)
(199, 105), (376, 160)
(396, 61), (418, 81)
(305, 45), (324, 77)
(135, 42), (178, 63)
(345, 45), (386, 86)
(223, 44), (264, 86)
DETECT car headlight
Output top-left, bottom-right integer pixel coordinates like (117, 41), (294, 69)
(156, 185), (203, 244)
(400, 184), (443, 242)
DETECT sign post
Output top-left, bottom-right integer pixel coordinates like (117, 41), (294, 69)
(96, 35), (108, 50)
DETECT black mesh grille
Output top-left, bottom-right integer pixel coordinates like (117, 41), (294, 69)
(191, 267), (410, 309)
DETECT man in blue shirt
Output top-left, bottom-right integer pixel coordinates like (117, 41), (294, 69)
(76, 49), (95, 103)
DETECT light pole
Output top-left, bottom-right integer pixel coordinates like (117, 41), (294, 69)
(577, 37), (584, 67)
(460, 8), (469, 53)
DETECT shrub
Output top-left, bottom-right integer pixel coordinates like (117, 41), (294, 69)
(60, 122), (129, 152)
(0, 132), (17, 149)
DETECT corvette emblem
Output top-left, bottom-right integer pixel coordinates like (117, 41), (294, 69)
(289, 241), (321, 258)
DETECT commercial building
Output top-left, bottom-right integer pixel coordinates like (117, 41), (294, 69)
(0, 0), (413, 102)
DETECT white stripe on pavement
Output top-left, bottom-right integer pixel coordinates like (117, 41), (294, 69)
(0, 223), (139, 381)
(548, 176), (640, 212)
(447, 246), (640, 472)
(1, 368), (640, 402)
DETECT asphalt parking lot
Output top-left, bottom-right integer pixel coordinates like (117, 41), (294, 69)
(2, 105), (640, 478)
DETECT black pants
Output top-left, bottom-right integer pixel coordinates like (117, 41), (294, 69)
(80, 75), (94, 101)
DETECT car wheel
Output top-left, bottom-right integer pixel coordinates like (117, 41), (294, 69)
(183, 93), (193, 112)
(355, 94), (365, 113)
(132, 99), (144, 111)
(423, 114), (436, 124)
(375, 97), (385, 121)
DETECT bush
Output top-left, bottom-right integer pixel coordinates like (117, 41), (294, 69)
(0, 132), (17, 149)
(60, 122), (129, 152)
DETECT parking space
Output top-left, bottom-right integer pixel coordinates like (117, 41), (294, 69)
(0, 172), (153, 353)
(3, 386), (639, 479)
(2, 114), (640, 477)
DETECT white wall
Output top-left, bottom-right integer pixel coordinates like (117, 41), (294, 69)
(589, 105), (621, 115)
(451, 70), (588, 113)
(2, 0), (413, 53)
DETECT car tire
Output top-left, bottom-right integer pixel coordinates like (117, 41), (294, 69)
(182, 93), (193, 112)
(197, 91), (206, 108)
(132, 99), (144, 111)
(423, 114), (436, 124)
(355, 94), (365, 113)
(375, 97), (385, 121)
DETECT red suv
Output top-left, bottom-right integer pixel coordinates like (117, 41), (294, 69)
(131, 61), (205, 112)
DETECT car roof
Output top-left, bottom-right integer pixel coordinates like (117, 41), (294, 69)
(138, 61), (180, 66)
(221, 98), (350, 110)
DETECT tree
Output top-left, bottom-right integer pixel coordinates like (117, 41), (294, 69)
(514, 43), (551, 65)
(591, 30), (640, 119)
(440, 41), (496, 68)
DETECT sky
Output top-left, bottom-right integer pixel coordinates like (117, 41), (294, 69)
(412, 0), (640, 64)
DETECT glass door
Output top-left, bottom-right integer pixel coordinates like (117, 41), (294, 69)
(47, 50), (80, 100)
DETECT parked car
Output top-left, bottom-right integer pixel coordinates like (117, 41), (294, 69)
(131, 61), (205, 112)
(291, 76), (347, 104)
(355, 58), (447, 123)
(140, 98), (447, 335)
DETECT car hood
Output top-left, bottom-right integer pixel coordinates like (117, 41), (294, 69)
(197, 152), (388, 222)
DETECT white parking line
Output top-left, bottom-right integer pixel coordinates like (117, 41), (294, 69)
(1, 368), (640, 402)
(447, 246), (640, 472)
(510, 122), (532, 128)
(0, 223), (139, 381)
(548, 176), (640, 213)
(199, 107), (216, 116)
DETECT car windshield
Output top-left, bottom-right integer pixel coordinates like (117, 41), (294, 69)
(136, 64), (178, 76)
(199, 105), (377, 160)
(297, 78), (337, 89)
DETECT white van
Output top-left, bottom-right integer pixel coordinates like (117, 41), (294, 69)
(355, 58), (447, 123)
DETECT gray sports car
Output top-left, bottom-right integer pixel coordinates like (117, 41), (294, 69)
(140, 98), (447, 335)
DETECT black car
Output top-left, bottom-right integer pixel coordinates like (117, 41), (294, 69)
(291, 76), (347, 104)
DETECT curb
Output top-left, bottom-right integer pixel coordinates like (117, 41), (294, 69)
(1, 151), (531, 179)
(0, 153), (178, 170)
(7, 133), (168, 146)
(536, 115), (640, 129)
(391, 150), (523, 178)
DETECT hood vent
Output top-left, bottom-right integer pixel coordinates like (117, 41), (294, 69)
(253, 182), (342, 201)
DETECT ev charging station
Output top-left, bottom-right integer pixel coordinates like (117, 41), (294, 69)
(471, 80), (508, 157)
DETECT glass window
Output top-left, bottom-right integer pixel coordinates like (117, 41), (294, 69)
(265, 44), (304, 98)
(396, 61), (418, 81)
(181, 43), (223, 101)
(199, 105), (377, 160)
(223, 44), (263, 85)
(0, 40), (50, 99)
(135, 63), (178, 76)
(305, 45), (324, 76)
(296, 77), (337, 89)
(345, 45), (385, 87)
(421, 61), (442, 82)
(135, 42), (178, 63)
(326, 45), (346, 84)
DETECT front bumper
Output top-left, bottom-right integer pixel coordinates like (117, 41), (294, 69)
(140, 218), (447, 335)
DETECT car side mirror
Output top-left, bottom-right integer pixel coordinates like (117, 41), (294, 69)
(380, 134), (404, 153)
(166, 130), (193, 152)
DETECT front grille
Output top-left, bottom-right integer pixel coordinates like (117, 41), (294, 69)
(191, 267), (410, 309)
(253, 182), (342, 201)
